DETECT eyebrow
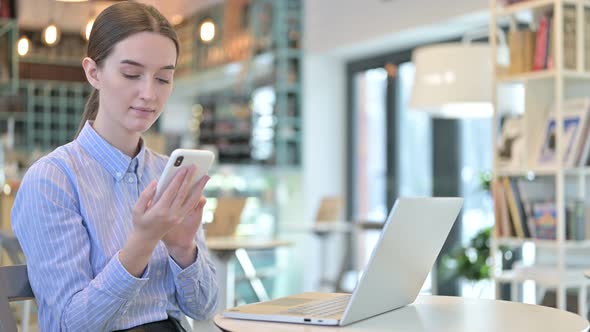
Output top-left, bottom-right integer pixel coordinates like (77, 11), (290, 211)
(120, 59), (175, 70)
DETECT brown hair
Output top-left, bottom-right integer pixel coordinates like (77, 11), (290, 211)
(76, 2), (179, 137)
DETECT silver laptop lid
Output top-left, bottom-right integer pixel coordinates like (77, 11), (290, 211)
(340, 197), (462, 326)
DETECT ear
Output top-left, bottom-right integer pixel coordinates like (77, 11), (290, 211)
(82, 57), (101, 90)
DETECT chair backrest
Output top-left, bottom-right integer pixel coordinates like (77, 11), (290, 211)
(0, 264), (34, 332)
(204, 197), (247, 237)
(314, 196), (343, 223)
(0, 232), (24, 265)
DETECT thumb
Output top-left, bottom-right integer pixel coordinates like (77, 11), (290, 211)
(137, 180), (157, 213)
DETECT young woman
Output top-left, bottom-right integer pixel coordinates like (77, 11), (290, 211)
(11, 3), (218, 331)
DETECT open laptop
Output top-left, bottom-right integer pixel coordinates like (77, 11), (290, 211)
(223, 197), (463, 326)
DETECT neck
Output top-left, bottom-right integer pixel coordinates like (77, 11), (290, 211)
(92, 115), (141, 158)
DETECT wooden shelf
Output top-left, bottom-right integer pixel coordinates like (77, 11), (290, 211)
(496, 0), (590, 16)
(493, 237), (590, 249)
(495, 167), (590, 176)
(497, 70), (590, 83)
(495, 267), (590, 287)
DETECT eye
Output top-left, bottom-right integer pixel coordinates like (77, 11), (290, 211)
(122, 73), (140, 80)
(156, 78), (170, 84)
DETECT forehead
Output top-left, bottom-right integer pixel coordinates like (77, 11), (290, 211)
(108, 31), (177, 68)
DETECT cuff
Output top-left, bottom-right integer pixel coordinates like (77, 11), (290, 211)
(92, 250), (150, 300)
(168, 245), (204, 299)
(168, 245), (202, 280)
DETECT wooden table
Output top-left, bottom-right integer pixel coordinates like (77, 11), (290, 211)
(206, 237), (291, 310)
(214, 295), (590, 331)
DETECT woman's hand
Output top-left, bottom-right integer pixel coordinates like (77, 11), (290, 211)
(121, 165), (209, 275)
(131, 165), (199, 243)
(161, 175), (209, 267)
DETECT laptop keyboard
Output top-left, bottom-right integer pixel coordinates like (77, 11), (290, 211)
(285, 295), (351, 317)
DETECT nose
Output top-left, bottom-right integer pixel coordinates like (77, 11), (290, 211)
(139, 78), (156, 102)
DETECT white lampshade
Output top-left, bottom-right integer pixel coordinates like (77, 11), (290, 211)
(410, 43), (494, 118)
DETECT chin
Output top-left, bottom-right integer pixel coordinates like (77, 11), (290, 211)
(126, 119), (156, 133)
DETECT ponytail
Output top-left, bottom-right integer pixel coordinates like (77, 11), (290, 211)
(75, 88), (99, 138)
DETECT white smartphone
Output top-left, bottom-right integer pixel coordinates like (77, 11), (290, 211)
(154, 149), (215, 202)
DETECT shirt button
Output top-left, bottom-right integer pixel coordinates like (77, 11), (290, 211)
(159, 301), (164, 308)
(156, 270), (162, 276)
(116, 172), (122, 178)
(187, 299), (193, 303)
(127, 177), (134, 183)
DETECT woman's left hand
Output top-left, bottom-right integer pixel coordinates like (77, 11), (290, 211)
(162, 169), (210, 267)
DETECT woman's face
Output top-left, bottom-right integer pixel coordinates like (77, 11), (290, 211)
(94, 31), (177, 134)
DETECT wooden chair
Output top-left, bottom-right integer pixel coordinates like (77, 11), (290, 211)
(204, 197), (247, 238)
(311, 196), (353, 291)
(0, 264), (34, 332)
(314, 196), (343, 223)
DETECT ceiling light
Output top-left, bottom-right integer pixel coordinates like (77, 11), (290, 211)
(171, 15), (184, 26)
(17, 36), (30, 56)
(42, 23), (61, 46)
(410, 43), (494, 118)
(199, 19), (216, 43)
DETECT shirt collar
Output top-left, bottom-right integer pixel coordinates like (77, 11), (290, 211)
(76, 121), (146, 181)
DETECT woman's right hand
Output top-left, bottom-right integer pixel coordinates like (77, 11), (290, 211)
(120, 165), (199, 277)
(131, 165), (198, 243)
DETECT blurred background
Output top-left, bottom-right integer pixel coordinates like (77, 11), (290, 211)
(3, 0), (590, 331)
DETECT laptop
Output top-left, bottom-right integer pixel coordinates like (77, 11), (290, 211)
(223, 197), (463, 326)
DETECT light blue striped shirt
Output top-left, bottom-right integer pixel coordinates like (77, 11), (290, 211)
(11, 121), (218, 331)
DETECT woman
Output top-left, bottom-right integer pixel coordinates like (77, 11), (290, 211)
(11, 2), (218, 331)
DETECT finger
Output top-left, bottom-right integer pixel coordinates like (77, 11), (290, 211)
(171, 165), (196, 210)
(135, 180), (157, 214)
(158, 167), (189, 207)
(180, 176), (210, 216)
(185, 196), (207, 226)
(196, 196), (207, 211)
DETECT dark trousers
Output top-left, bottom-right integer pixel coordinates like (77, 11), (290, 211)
(113, 316), (186, 332)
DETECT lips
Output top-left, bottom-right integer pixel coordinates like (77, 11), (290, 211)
(130, 106), (155, 113)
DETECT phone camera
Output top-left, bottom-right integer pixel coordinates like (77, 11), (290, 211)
(174, 156), (184, 167)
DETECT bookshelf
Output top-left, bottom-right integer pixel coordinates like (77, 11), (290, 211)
(491, 0), (590, 313)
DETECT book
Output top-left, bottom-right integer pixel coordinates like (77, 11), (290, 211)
(566, 201), (586, 241)
(502, 177), (530, 238)
(564, 99), (590, 166)
(563, 5), (577, 70)
(532, 202), (557, 240)
(534, 13), (550, 71)
(536, 101), (590, 167)
(545, 12), (554, 69)
(508, 30), (536, 74)
(491, 178), (513, 237)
